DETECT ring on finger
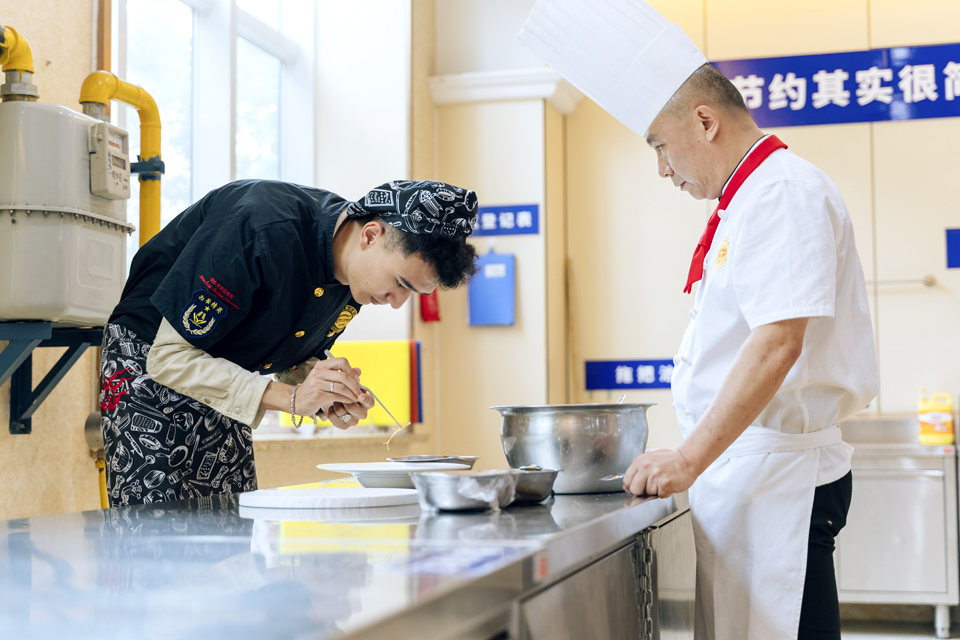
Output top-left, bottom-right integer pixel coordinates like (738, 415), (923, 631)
(339, 414), (351, 423)
(329, 381), (334, 392)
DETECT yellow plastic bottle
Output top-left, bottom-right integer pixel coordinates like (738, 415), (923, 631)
(918, 389), (954, 445)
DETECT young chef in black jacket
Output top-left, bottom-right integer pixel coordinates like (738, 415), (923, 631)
(100, 179), (479, 506)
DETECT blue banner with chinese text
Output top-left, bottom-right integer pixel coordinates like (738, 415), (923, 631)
(712, 42), (960, 127)
(585, 359), (674, 390)
(472, 204), (540, 236)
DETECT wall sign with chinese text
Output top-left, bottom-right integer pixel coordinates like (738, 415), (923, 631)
(472, 204), (539, 236)
(585, 359), (674, 390)
(948, 229), (960, 269)
(712, 42), (960, 128)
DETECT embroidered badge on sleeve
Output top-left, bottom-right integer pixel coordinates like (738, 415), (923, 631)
(181, 290), (228, 337)
(327, 305), (358, 337)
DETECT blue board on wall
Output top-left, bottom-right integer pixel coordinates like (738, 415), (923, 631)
(712, 41), (960, 128)
(585, 360), (674, 390)
(468, 253), (515, 326)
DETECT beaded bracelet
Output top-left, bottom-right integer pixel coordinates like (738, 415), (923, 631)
(290, 383), (304, 427)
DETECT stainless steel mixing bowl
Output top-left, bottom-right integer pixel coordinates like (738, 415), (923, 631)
(411, 470), (521, 511)
(493, 403), (653, 494)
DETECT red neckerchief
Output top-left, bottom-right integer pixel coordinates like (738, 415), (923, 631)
(683, 135), (788, 294)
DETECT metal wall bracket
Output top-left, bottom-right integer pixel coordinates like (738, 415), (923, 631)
(0, 322), (103, 434)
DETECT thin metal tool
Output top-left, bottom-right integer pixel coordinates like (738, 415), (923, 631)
(361, 385), (405, 430)
(600, 474), (624, 482)
(323, 349), (407, 431)
(617, 394), (626, 404)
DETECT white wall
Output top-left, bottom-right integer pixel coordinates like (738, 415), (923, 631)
(315, 1), (411, 198)
(435, 99), (548, 468)
(434, 0), (541, 75)
(315, 0), (413, 340)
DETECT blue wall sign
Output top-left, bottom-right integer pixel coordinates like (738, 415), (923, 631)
(585, 359), (674, 390)
(948, 229), (960, 269)
(472, 204), (539, 236)
(712, 42), (960, 127)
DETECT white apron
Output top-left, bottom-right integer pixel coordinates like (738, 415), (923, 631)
(685, 425), (842, 640)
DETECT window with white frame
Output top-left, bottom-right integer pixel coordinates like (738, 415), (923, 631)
(114, 0), (315, 271)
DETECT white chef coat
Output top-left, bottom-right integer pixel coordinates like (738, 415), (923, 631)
(671, 137), (879, 640)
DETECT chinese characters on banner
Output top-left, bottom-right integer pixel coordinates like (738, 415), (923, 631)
(712, 42), (960, 127)
(585, 360), (674, 390)
(471, 204), (539, 236)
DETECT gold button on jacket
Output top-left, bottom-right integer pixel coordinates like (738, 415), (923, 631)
(294, 331), (305, 338)
(263, 363), (272, 369)
(314, 287), (324, 297)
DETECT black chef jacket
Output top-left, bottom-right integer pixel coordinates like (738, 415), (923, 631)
(110, 180), (361, 374)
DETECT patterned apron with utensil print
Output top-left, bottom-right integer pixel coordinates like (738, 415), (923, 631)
(99, 323), (258, 506)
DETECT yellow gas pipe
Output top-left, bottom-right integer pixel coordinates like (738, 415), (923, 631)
(96, 458), (109, 509)
(80, 71), (162, 247)
(0, 25), (35, 76)
(0, 25), (39, 102)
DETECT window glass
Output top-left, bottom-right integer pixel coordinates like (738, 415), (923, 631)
(124, 0), (193, 267)
(235, 37), (281, 181)
(236, 0), (281, 30)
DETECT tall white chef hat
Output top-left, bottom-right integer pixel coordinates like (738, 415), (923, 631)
(518, 0), (707, 136)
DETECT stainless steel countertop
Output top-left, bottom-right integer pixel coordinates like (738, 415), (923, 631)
(0, 491), (680, 640)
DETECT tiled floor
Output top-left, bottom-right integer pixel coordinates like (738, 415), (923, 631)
(843, 621), (953, 639)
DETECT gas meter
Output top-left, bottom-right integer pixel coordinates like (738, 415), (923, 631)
(88, 121), (131, 200)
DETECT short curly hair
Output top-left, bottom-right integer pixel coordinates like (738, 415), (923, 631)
(363, 215), (479, 290)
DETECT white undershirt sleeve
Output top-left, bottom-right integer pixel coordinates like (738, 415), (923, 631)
(146, 318), (270, 427)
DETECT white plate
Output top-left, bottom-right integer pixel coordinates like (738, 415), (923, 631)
(317, 462), (470, 489)
(238, 487), (419, 509)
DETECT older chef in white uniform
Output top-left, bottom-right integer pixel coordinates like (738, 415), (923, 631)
(519, 2), (880, 639)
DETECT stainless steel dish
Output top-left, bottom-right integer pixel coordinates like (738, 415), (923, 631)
(513, 468), (559, 504)
(410, 470), (520, 511)
(387, 455), (480, 469)
(493, 403), (653, 494)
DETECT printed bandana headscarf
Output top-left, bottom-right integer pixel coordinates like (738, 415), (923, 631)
(347, 180), (478, 239)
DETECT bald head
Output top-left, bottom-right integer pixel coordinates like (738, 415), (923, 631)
(659, 63), (753, 126)
(643, 63), (766, 201)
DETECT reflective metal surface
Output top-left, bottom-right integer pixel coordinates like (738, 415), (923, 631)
(0, 491), (680, 639)
(522, 544), (642, 639)
(837, 416), (959, 612)
(494, 403), (652, 494)
(647, 509), (697, 639)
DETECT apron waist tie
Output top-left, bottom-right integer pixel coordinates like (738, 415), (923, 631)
(717, 425), (842, 461)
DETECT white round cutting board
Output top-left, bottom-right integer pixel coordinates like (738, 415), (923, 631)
(238, 487), (419, 509)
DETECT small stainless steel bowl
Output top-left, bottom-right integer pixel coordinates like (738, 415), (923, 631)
(512, 468), (559, 504)
(410, 470), (520, 511)
(494, 403), (653, 494)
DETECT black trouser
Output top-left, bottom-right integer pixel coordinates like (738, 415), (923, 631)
(797, 471), (852, 640)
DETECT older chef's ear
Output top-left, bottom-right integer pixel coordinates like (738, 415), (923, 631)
(695, 104), (721, 142)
